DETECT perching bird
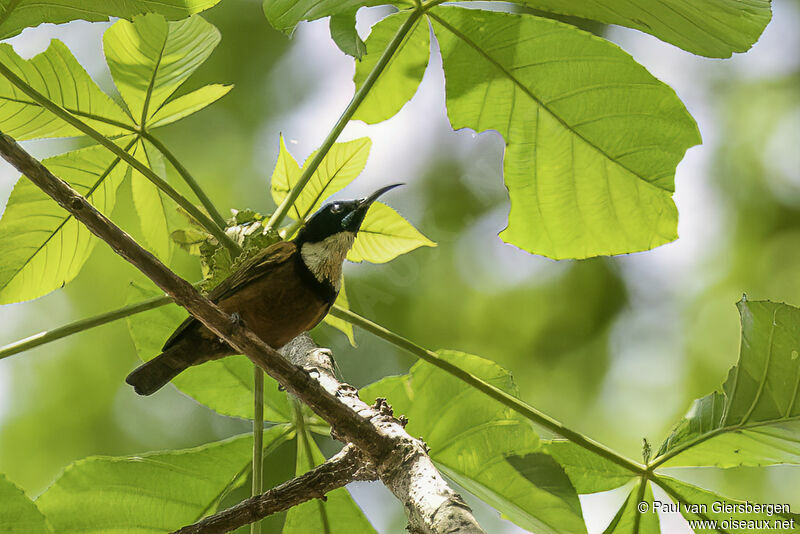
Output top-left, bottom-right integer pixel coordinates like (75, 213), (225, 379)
(125, 183), (402, 395)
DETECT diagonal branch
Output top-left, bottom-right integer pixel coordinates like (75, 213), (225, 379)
(0, 132), (484, 534)
(172, 444), (376, 534)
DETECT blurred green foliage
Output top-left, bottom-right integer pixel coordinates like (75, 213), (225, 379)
(0, 0), (798, 532)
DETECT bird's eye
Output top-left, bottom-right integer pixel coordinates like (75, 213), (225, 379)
(330, 203), (342, 213)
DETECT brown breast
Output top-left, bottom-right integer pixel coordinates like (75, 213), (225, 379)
(216, 256), (330, 349)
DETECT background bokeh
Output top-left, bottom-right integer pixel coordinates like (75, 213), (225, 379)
(1, 0), (799, 532)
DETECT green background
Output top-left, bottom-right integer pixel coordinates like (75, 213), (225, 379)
(1, 0), (799, 532)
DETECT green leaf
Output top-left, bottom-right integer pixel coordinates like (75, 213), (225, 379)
(263, 0), (402, 35)
(330, 10), (367, 60)
(322, 278), (356, 346)
(0, 474), (50, 534)
(270, 136), (371, 222)
(125, 283), (292, 422)
(130, 140), (173, 263)
(603, 480), (659, 534)
(35, 431), (289, 534)
(283, 429), (376, 533)
(0, 0), (222, 41)
(501, 0), (771, 58)
(347, 201), (435, 263)
(104, 14), (221, 128)
(352, 11), (429, 124)
(543, 440), (634, 494)
(430, 7), (701, 259)
(0, 41), (130, 140)
(655, 476), (800, 532)
(149, 84), (233, 128)
(655, 299), (800, 467)
(0, 141), (134, 304)
(361, 350), (586, 534)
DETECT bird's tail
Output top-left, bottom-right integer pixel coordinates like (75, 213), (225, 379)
(126, 346), (189, 396)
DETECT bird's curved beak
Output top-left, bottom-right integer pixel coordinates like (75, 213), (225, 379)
(343, 183), (404, 232)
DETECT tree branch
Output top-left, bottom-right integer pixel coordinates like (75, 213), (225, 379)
(279, 335), (486, 534)
(0, 132), (484, 534)
(172, 445), (375, 534)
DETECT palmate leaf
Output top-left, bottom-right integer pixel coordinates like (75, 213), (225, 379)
(489, 0), (772, 59)
(361, 350), (586, 534)
(104, 13), (222, 128)
(35, 429), (291, 534)
(0, 41), (129, 140)
(0, 474), (50, 534)
(352, 11), (430, 124)
(0, 14), (228, 303)
(282, 429), (375, 533)
(431, 6), (701, 259)
(126, 283), (293, 422)
(655, 299), (800, 468)
(0, 140), (134, 304)
(0, 0), (221, 41)
(270, 135), (435, 263)
(271, 135), (372, 223)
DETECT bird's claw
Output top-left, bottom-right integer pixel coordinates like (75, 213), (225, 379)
(229, 312), (243, 326)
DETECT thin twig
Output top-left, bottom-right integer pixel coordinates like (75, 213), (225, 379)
(172, 445), (374, 534)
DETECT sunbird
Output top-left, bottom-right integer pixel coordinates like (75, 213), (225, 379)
(126, 183), (403, 395)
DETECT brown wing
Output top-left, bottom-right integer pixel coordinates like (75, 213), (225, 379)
(162, 241), (297, 350)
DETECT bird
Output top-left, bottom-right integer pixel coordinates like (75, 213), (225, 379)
(125, 183), (403, 395)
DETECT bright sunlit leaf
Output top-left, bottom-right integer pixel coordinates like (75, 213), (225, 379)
(0, 41), (129, 140)
(270, 136), (371, 222)
(104, 14), (221, 128)
(431, 7), (701, 259)
(0, 474), (50, 534)
(655, 299), (800, 468)
(348, 202), (436, 263)
(0, 141), (134, 304)
(126, 283), (292, 422)
(149, 84), (233, 128)
(352, 11), (430, 124)
(361, 351), (586, 534)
